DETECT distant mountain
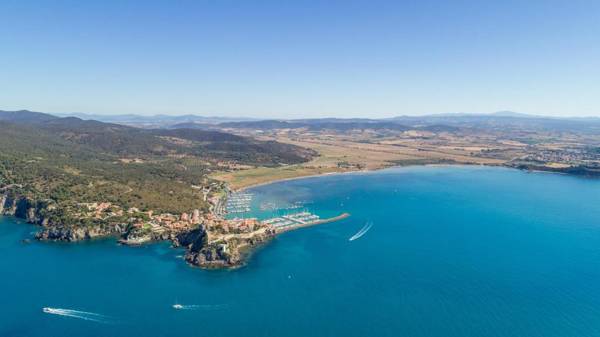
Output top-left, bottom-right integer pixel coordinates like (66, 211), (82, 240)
(388, 112), (600, 133)
(218, 119), (412, 132)
(54, 112), (257, 128)
(0, 110), (315, 164)
(219, 120), (300, 130)
(390, 111), (537, 119)
(166, 122), (214, 130)
(489, 111), (536, 118)
(215, 111), (600, 134)
(0, 110), (59, 123)
(5, 109), (599, 135)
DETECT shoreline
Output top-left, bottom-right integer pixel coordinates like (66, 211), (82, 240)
(236, 170), (367, 192)
(231, 161), (598, 193)
(235, 163), (496, 192)
(5, 163), (591, 270)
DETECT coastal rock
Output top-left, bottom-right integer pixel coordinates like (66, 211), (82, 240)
(185, 243), (235, 268)
(120, 225), (171, 245)
(173, 226), (207, 252)
(15, 197), (33, 219)
(181, 228), (275, 269)
(0, 194), (53, 225)
(0, 189), (124, 242)
(172, 226), (237, 268)
(0, 194), (6, 214)
(36, 226), (86, 241)
(1, 195), (17, 216)
(36, 223), (126, 242)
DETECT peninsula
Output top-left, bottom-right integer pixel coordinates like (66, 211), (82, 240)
(0, 110), (346, 269)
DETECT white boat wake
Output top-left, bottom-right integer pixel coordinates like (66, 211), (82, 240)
(349, 222), (373, 241)
(42, 307), (109, 323)
(173, 304), (228, 311)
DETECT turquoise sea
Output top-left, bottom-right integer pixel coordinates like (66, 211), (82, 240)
(2, 166), (600, 337)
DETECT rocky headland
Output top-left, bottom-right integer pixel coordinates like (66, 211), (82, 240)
(1, 184), (341, 269)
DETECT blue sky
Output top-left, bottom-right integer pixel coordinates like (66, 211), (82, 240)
(1, 0), (598, 118)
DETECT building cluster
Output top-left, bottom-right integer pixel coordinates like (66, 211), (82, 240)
(200, 215), (264, 235)
(523, 148), (600, 166)
(226, 218), (262, 233)
(77, 202), (123, 219)
(79, 185), (275, 243)
(132, 208), (203, 233)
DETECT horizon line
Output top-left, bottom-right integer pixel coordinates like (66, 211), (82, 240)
(3, 108), (600, 120)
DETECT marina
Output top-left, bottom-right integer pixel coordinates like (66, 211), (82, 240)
(259, 200), (306, 211)
(262, 211), (322, 229)
(226, 192), (253, 214)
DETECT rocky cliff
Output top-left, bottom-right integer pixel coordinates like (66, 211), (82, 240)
(1, 193), (52, 225)
(1, 193), (17, 217)
(1, 190), (276, 269)
(173, 226), (207, 251)
(175, 227), (275, 269)
(1, 191), (125, 242)
(0, 194), (6, 214)
(36, 223), (127, 242)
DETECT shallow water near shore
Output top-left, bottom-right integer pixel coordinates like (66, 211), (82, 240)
(3, 166), (600, 337)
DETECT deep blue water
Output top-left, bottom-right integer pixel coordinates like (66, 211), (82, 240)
(2, 166), (600, 337)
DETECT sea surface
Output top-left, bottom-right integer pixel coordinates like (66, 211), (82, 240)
(2, 166), (600, 337)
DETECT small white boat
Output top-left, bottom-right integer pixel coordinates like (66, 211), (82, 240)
(349, 221), (373, 241)
(173, 304), (183, 310)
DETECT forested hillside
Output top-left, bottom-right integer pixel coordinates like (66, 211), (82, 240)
(0, 111), (315, 217)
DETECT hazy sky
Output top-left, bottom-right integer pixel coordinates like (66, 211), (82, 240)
(1, 0), (599, 118)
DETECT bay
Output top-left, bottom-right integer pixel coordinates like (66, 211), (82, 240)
(2, 166), (600, 337)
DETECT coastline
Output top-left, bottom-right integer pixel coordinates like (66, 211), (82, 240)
(236, 170), (367, 192)
(6, 164), (600, 336)
(4, 163), (589, 270)
(230, 161), (598, 193)
(234, 163), (494, 192)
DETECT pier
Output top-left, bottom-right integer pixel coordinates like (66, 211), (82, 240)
(262, 212), (350, 233)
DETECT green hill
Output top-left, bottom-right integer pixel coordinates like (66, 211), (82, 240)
(0, 111), (315, 217)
